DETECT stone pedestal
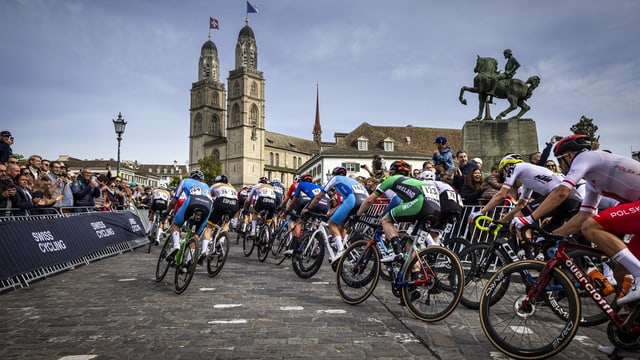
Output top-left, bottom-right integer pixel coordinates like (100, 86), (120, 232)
(462, 118), (539, 170)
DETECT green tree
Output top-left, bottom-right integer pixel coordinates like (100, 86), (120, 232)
(197, 154), (222, 184)
(168, 174), (185, 190)
(570, 115), (599, 142)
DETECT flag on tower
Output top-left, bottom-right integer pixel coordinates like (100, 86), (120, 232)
(247, 1), (259, 14)
(210, 17), (219, 29)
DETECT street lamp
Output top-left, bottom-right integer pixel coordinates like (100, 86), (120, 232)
(112, 112), (127, 177)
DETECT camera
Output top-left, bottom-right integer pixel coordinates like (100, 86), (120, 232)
(361, 164), (367, 167)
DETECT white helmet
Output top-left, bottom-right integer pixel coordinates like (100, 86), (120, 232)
(418, 171), (436, 181)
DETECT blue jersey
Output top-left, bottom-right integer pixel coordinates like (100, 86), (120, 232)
(323, 175), (368, 199)
(293, 181), (324, 200)
(173, 178), (212, 202)
(270, 181), (285, 205)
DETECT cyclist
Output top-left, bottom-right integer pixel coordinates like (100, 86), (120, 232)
(285, 173), (330, 255)
(166, 170), (213, 262)
(281, 175), (302, 213)
(304, 166), (367, 254)
(513, 134), (640, 305)
(147, 184), (171, 245)
(232, 185), (251, 233)
(469, 153), (582, 231)
(198, 174), (238, 265)
(418, 170), (463, 245)
(270, 177), (285, 212)
(243, 176), (277, 237)
(356, 160), (441, 263)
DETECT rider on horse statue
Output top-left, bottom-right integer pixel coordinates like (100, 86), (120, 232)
(488, 49), (521, 102)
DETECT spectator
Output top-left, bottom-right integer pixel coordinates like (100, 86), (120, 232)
(432, 136), (454, 171)
(6, 155), (18, 166)
(482, 164), (503, 200)
(6, 163), (21, 182)
(10, 174), (35, 215)
(102, 180), (120, 210)
(422, 160), (434, 172)
(40, 159), (51, 178)
(452, 150), (479, 193)
(0, 130), (13, 164)
(0, 163), (17, 210)
(434, 161), (454, 186)
(47, 161), (73, 210)
(533, 135), (562, 167)
(545, 160), (559, 173)
(471, 157), (483, 171)
(27, 155), (42, 181)
(362, 154), (386, 180)
(71, 167), (101, 209)
(460, 168), (484, 205)
(365, 177), (378, 194)
(412, 168), (421, 178)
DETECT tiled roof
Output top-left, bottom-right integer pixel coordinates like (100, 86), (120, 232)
(265, 131), (318, 154)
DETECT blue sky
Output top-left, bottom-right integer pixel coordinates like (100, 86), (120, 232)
(1, 0), (639, 165)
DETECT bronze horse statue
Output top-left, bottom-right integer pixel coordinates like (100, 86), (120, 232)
(459, 56), (540, 121)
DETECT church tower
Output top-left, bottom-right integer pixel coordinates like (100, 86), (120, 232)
(225, 21), (265, 187)
(189, 36), (227, 170)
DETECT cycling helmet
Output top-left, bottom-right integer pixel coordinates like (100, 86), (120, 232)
(215, 174), (228, 183)
(389, 160), (411, 176)
(271, 177), (280, 183)
(158, 183), (168, 190)
(554, 134), (592, 157)
(258, 176), (268, 184)
(331, 166), (347, 176)
(498, 153), (523, 171)
(418, 170), (436, 181)
(293, 175), (301, 182)
(301, 174), (314, 183)
(189, 169), (204, 180)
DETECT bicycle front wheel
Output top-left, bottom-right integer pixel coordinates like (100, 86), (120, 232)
(207, 232), (230, 277)
(174, 238), (198, 294)
(291, 232), (325, 279)
(257, 227), (271, 262)
(242, 232), (255, 257)
(147, 220), (158, 253)
(479, 260), (580, 360)
(335, 238), (381, 305)
(403, 246), (464, 322)
(155, 236), (172, 282)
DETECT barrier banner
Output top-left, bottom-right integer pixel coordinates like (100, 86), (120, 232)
(0, 212), (146, 279)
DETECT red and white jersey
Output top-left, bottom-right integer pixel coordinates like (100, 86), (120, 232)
(503, 162), (563, 199)
(561, 151), (640, 213)
(210, 183), (238, 200)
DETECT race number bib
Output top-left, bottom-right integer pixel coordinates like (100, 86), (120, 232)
(351, 184), (367, 195)
(421, 184), (440, 203)
(189, 186), (203, 196)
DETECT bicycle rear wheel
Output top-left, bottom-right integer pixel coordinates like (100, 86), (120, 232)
(257, 226), (271, 262)
(403, 246), (464, 322)
(459, 243), (508, 309)
(442, 236), (471, 255)
(335, 238), (381, 305)
(292, 232), (325, 279)
(174, 238), (198, 294)
(147, 220), (158, 253)
(155, 236), (172, 282)
(479, 260), (580, 360)
(242, 232), (255, 257)
(207, 232), (230, 277)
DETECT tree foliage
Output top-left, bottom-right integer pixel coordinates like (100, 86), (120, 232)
(570, 115), (599, 142)
(197, 154), (222, 185)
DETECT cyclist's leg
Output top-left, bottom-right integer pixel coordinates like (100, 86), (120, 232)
(330, 194), (356, 252)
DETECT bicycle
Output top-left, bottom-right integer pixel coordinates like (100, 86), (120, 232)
(335, 218), (464, 322)
(154, 209), (204, 294)
(479, 224), (633, 360)
(242, 209), (270, 259)
(204, 211), (232, 277)
(290, 212), (345, 279)
(271, 214), (294, 265)
(147, 209), (169, 253)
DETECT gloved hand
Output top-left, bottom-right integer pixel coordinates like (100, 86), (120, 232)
(512, 215), (534, 229)
(488, 222), (500, 233)
(468, 211), (482, 221)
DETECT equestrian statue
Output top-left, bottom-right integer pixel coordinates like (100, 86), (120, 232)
(459, 51), (540, 121)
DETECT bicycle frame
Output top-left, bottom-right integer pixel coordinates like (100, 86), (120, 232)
(522, 238), (638, 333)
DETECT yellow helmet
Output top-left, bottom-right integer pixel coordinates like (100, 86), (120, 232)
(498, 153), (523, 171)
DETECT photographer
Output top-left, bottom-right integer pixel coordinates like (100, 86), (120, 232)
(361, 154), (386, 180)
(71, 167), (101, 210)
(47, 161), (73, 211)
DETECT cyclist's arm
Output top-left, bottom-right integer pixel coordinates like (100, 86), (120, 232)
(356, 190), (380, 217)
(496, 197), (528, 223)
(477, 185), (510, 217)
(530, 185), (571, 223)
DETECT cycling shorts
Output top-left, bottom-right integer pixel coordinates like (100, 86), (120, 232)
(208, 197), (239, 224)
(593, 199), (640, 258)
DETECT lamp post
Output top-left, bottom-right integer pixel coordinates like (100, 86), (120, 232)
(112, 112), (127, 177)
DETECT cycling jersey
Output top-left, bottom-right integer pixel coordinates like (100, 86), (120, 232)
(173, 178), (213, 234)
(428, 179), (463, 230)
(247, 183), (277, 218)
(270, 181), (285, 208)
(376, 175), (440, 224)
(503, 162), (564, 200)
(150, 188), (171, 212)
(322, 175), (368, 225)
(293, 181), (330, 216)
(208, 183), (239, 224)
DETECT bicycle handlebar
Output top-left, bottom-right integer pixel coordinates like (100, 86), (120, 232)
(473, 215), (509, 236)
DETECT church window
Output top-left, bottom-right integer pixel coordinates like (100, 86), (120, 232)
(251, 82), (258, 97)
(233, 81), (241, 97)
(213, 149), (220, 162)
(194, 113), (203, 135)
(250, 104), (259, 126)
(232, 103), (241, 127)
(212, 92), (219, 106)
(270, 152), (274, 166)
(211, 115), (219, 136)
(276, 154), (280, 167)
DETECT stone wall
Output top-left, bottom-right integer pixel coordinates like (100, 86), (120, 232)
(462, 118), (539, 170)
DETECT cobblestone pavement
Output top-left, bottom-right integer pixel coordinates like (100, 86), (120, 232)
(0, 235), (626, 359)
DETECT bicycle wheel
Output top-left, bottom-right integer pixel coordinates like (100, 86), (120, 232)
(257, 226), (271, 262)
(147, 220), (158, 253)
(272, 227), (291, 265)
(291, 231), (325, 279)
(459, 243), (508, 309)
(335, 238), (381, 305)
(442, 236), (471, 255)
(207, 231), (230, 277)
(402, 246), (464, 322)
(479, 260), (580, 360)
(155, 235), (172, 282)
(242, 232), (255, 257)
(174, 238), (198, 294)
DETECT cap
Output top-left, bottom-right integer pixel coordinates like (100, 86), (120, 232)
(472, 157), (483, 165)
(1, 131), (12, 137)
(434, 136), (447, 144)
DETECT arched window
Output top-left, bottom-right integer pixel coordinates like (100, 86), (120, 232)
(194, 113), (203, 135)
(212, 149), (220, 162)
(211, 115), (219, 136)
(269, 152), (274, 166)
(275, 154), (280, 167)
(233, 81), (241, 97)
(251, 81), (258, 97)
(250, 104), (259, 126)
(212, 91), (219, 106)
(232, 103), (241, 127)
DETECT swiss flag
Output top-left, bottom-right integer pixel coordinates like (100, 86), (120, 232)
(210, 17), (219, 30)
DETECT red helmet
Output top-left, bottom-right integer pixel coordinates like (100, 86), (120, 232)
(389, 160), (411, 176)
(554, 135), (592, 157)
(301, 174), (314, 183)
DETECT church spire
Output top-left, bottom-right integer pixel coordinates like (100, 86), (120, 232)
(313, 83), (322, 147)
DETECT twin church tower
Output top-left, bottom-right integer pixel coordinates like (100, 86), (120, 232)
(188, 20), (316, 188)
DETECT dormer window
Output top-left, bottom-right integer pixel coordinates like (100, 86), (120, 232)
(357, 136), (368, 151)
(383, 137), (394, 152)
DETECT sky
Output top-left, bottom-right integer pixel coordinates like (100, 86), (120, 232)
(2, 0), (639, 165)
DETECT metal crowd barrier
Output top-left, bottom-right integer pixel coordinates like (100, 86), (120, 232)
(0, 207), (148, 293)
